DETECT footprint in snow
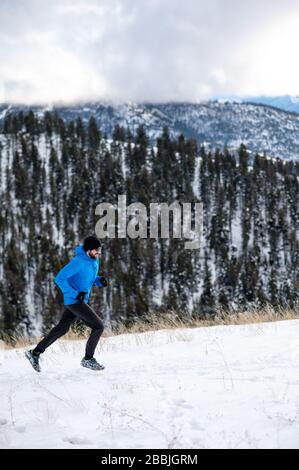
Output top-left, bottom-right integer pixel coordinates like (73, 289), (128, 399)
(174, 399), (193, 409)
(14, 426), (26, 433)
(64, 437), (93, 446)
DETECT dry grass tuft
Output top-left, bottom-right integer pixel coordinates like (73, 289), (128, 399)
(1, 303), (298, 350)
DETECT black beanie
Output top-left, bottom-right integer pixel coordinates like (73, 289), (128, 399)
(83, 236), (101, 252)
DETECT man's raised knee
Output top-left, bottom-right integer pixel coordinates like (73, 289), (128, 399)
(94, 321), (104, 333)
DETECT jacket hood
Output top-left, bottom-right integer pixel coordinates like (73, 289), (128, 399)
(75, 245), (98, 262)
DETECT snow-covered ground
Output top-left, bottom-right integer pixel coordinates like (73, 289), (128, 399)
(1, 320), (299, 449)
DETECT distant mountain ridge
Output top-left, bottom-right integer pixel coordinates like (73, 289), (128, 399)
(243, 95), (299, 115)
(1, 100), (299, 160)
(216, 95), (299, 115)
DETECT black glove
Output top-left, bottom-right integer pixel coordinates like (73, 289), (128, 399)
(99, 276), (108, 287)
(76, 291), (87, 302)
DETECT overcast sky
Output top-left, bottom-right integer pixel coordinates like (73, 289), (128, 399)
(1, 0), (299, 104)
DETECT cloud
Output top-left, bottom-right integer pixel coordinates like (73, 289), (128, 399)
(0, 0), (299, 104)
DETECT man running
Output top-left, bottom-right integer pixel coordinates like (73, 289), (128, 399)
(25, 235), (107, 372)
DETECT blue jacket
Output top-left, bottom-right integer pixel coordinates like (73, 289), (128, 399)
(54, 245), (104, 305)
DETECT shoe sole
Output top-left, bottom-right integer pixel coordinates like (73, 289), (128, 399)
(25, 351), (41, 373)
(80, 363), (105, 371)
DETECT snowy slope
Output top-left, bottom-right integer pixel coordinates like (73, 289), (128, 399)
(1, 101), (299, 160)
(1, 321), (299, 449)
